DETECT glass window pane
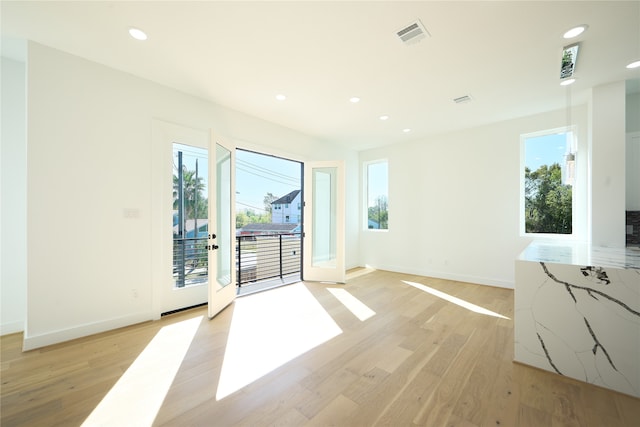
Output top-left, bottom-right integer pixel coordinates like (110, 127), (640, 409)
(172, 143), (208, 288)
(312, 167), (337, 267)
(523, 130), (574, 234)
(366, 161), (388, 230)
(216, 143), (232, 286)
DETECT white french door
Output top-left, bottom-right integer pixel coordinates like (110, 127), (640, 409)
(303, 160), (345, 283)
(152, 121), (236, 317)
(207, 134), (236, 318)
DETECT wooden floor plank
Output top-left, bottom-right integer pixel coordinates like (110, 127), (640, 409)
(1, 269), (638, 427)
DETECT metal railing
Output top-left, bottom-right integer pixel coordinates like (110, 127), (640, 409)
(237, 232), (302, 287)
(173, 233), (302, 288)
(173, 237), (208, 287)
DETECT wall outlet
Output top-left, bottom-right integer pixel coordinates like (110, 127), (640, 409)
(131, 288), (138, 299)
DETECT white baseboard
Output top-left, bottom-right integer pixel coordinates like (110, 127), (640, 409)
(22, 311), (154, 351)
(1, 320), (24, 336)
(360, 263), (515, 289)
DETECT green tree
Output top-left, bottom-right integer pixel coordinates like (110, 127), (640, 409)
(173, 168), (208, 221)
(368, 195), (388, 229)
(263, 192), (278, 222)
(525, 163), (572, 234)
(236, 208), (270, 229)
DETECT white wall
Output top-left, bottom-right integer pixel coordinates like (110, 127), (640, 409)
(359, 106), (589, 288)
(590, 82), (626, 247)
(24, 42), (357, 349)
(1, 57), (27, 335)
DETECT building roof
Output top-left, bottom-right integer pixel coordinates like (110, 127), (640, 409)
(240, 223), (299, 233)
(272, 190), (300, 205)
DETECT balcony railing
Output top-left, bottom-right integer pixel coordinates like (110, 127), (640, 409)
(237, 233), (302, 287)
(173, 237), (208, 287)
(173, 233), (302, 289)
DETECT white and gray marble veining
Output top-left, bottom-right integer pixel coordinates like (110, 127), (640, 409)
(515, 242), (640, 398)
(519, 240), (640, 270)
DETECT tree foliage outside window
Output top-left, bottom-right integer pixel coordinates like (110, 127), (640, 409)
(173, 169), (207, 224)
(525, 163), (572, 234)
(368, 195), (388, 229)
(366, 160), (388, 230)
(523, 130), (574, 235)
(236, 207), (270, 228)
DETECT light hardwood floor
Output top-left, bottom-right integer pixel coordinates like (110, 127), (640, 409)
(2, 269), (639, 426)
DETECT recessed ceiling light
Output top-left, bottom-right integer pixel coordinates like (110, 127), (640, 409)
(349, 97), (361, 103)
(403, 128), (411, 133)
(560, 78), (576, 86)
(626, 60), (640, 69)
(275, 94), (286, 101)
(128, 27), (148, 41)
(563, 25), (587, 39)
(379, 115), (389, 121)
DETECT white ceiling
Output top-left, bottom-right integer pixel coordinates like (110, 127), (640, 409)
(2, 1), (639, 151)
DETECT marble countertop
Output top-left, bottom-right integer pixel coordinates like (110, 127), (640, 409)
(518, 240), (640, 270)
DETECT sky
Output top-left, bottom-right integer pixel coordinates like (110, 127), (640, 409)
(524, 132), (572, 171)
(367, 161), (388, 207)
(235, 150), (301, 213)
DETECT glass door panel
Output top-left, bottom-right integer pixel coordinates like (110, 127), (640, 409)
(312, 168), (337, 268)
(303, 161), (345, 283)
(173, 143), (209, 288)
(215, 143), (232, 286)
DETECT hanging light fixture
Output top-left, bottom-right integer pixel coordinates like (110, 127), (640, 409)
(563, 81), (576, 186)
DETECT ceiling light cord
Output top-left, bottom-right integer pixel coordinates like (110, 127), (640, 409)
(565, 83), (575, 158)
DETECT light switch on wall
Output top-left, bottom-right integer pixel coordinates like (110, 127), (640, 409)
(627, 225), (634, 235)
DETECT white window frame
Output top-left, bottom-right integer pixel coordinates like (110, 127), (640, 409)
(363, 159), (389, 232)
(520, 126), (577, 238)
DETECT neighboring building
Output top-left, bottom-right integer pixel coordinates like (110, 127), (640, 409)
(271, 190), (301, 224)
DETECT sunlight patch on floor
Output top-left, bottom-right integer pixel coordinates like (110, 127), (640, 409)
(216, 283), (342, 400)
(346, 266), (377, 280)
(402, 280), (510, 319)
(327, 287), (376, 321)
(82, 316), (203, 427)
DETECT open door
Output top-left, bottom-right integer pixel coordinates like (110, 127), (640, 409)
(303, 161), (345, 283)
(208, 134), (237, 318)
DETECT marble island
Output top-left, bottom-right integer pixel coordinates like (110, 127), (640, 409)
(515, 241), (640, 398)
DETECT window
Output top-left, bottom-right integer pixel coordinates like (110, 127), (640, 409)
(521, 128), (575, 235)
(172, 143), (209, 288)
(365, 160), (388, 230)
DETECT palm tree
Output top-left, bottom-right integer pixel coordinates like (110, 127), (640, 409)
(173, 167), (207, 228)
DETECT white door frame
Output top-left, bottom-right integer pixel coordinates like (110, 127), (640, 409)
(151, 120), (209, 318)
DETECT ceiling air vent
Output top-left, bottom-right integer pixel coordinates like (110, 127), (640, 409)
(453, 95), (473, 104)
(396, 19), (430, 45)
